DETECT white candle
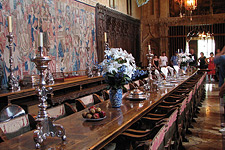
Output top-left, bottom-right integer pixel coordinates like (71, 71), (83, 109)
(38, 32), (43, 47)
(148, 45), (151, 50)
(104, 32), (107, 43)
(8, 16), (12, 33)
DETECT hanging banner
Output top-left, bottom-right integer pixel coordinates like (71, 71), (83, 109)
(136, 0), (150, 7)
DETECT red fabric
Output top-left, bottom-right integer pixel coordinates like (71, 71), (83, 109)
(208, 57), (215, 75)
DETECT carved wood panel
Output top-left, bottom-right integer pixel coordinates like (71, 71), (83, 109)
(96, 4), (141, 64)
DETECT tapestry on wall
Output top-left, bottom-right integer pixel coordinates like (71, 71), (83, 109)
(0, 0), (97, 88)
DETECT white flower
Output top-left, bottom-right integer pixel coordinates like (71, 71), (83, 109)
(101, 48), (136, 79)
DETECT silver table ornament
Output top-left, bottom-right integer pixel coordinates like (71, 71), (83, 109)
(32, 46), (66, 149)
(45, 46), (54, 85)
(145, 46), (156, 92)
(85, 47), (93, 77)
(105, 42), (110, 51)
(6, 32), (20, 90)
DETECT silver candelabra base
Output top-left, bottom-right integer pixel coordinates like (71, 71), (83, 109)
(6, 33), (20, 91)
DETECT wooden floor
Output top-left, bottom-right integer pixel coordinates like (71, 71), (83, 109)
(183, 82), (223, 150)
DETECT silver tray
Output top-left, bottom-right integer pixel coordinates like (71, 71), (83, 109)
(126, 95), (147, 101)
(164, 84), (174, 87)
(84, 116), (106, 122)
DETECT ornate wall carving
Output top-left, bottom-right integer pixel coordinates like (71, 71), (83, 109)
(96, 4), (141, 64)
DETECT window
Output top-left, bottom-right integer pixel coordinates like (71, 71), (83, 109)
(109, 0), (116, 9)
(127, 0), (132, 15)
(197, 38), (215, 58)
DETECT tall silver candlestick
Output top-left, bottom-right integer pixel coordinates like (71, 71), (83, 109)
(105, 42), (110, 51)
(32, 46), (66, 149)
(85, 47), (93, 77)
(145, 46), (155, 92)
(6, 32), (20, 90)
(45, 46), (54, 85)
(146, 47), (154, 80)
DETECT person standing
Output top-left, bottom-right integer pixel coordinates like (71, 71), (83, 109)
(198, 52), (208, 69)
(214, 46), (225, 87)
(207, 52), (216, 81)
(159, 51), (168, 67)
(152, 54), (160, 70)
(189, 49), (197, 67)
(214, 46), (225, 132)
(159, 51), (168, 78)
(170, 51), (179, 67)
(215, 49), (221, 82)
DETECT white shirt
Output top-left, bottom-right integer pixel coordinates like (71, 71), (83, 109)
(159, 56), (168, 67)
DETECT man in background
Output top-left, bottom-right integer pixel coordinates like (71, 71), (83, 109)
(215, 49), (221, 82)
(214, 46), (225, 87)
(159, 51), (168, 67)
(171, 51), (179, 67)
(214, 46), (225, 132)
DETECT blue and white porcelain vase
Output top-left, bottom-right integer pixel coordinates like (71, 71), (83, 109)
(109, 88), (123, 108)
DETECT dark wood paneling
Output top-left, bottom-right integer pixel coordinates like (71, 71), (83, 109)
(96, 4), (141, 64)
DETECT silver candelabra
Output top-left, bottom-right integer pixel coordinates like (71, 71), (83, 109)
(32, 46), (66, 149)
(105, 42), (110, 51)
(146, 48), (154, 80)
(145, 47), (156, 92)
(45, 46), (54, 85)
(6, 32), (20, 90)
(85, 47), (93, 77)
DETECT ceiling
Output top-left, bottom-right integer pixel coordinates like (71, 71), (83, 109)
(170, 0), (225, 17)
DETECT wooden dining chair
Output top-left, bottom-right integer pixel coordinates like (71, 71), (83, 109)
(124, 84), (130, 92)
(102, 90), (109, 101)
(47, 103), (76, 120)
(0, 128), (7, 142)
(121, 123), (166, 150)
(93, 94), (104, 104)
(144, 107), (180, 150)
(127, 105), (180, 150)
(143, 77), (149, 84)
(75, 94), (104, 111)
(139, 80), (145, 86)
(75, 99), (87, 111)
(0, 113), (36, 141)
(129, 83), (136, 91)
(133, 80), (140, 87)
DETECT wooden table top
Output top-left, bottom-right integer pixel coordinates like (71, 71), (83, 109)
(0, 76), (104, 101)
(0, 73), (196, 150)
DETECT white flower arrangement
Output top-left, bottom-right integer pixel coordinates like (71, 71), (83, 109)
(101, 48), (136, 89)
(178, 52), (193, 64)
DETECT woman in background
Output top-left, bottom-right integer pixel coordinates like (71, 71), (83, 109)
(198, 52), (208, 69)
(207, 52), (216, 81)
(153, 54), (160, 70)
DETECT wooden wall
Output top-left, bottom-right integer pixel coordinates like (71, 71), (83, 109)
(96, 4), (141, 64)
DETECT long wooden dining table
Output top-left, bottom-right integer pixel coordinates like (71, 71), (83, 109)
(0, 71), (204, 150)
